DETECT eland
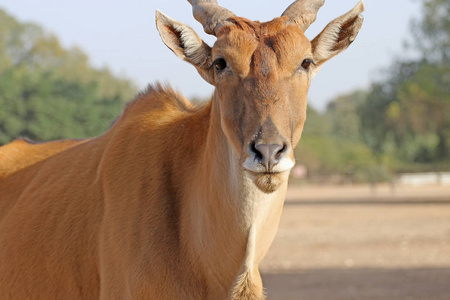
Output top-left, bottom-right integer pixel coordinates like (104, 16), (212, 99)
(0, 0), (364, 299)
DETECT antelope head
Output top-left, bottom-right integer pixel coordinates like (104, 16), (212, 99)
(156, 0), (364, 193)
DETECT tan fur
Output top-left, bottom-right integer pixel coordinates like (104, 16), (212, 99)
(0, 2), (364, 299)
(230, 272), (265, 300)
(0, 138), (85, 179)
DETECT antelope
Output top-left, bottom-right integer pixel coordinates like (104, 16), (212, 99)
(0, 0), (364, 299)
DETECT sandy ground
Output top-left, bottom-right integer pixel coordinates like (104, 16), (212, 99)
(260, 184), (450, 300)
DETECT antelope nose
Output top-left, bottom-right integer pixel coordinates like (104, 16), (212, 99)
(252, 143), (287, 172)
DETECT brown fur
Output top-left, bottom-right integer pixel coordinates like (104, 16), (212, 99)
(0, 138), (85, 179)
(0, 2), (364, 299)
(0, 86), (215, 299)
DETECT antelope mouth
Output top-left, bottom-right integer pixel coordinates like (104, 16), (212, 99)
(246, 170), (287, 194)
(246, 170), (284, 176)
(243, 158), (295, 174)
(242, 143), (295, 193)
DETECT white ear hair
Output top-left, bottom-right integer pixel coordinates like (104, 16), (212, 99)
(156, 10), (211, 69)
(311, 0), (364, 64)
(156, 10), (214, 84)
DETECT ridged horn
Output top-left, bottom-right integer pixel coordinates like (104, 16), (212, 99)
(187, 0), (235, 35)
(282, 0), (325, 32)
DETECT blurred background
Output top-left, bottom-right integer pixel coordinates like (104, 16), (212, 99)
(0, 0), (449, 299)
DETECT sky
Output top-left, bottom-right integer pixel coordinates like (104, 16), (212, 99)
(0, 0), (420, 110)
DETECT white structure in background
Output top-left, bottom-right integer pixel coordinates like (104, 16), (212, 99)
(399, 172), (450, 186)
(292, 165), (308, 179)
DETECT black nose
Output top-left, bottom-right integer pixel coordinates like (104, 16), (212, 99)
(251, 143), (287, 172)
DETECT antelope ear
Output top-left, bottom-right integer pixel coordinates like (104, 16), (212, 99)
(311, 0), (364, 66)
(155, 10), (214, 84)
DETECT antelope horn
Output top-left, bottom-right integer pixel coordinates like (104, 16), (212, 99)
(187, 0), (235, 35)
(282, 0), (325, 32)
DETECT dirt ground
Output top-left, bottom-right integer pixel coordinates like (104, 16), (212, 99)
(260, 184), (450, 300)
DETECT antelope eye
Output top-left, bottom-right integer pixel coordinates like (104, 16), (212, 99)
(214, 58), (227, 71)
(301, 59), (313, 70)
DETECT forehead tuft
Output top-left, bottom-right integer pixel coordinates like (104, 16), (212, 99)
(215, 16), (309, 49)
(212, 16), (311, 76)
(215, 16), (309, 52)
(216, 17), (260, 37)
(217, 16), (305, 38)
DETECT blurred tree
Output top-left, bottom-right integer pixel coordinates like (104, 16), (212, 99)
(294, 0), (450, 179)
(0, 9), (137, 145)
(302, 105), (331, 137)
(326, 90), (367, 142)
(359, 62), (450, 166)
(357, 0), (450, 169)
(389, 62), (450, 162)
(410, 0), (450, 64)
(407, 0), (450, 162)
(295, 104), (379, 181)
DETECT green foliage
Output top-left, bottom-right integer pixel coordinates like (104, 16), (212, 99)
(354, 0), (450, 173)
(295, 101), (383, 182)
(0, 8), (137, 145)
(359, 60), (450, 167)
(297, 47), (450, 179)
(326, 90), (367, 142)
